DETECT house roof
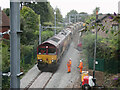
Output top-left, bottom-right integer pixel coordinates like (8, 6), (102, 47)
(92, 14), (113, 24)
(2, 11), (10, 27)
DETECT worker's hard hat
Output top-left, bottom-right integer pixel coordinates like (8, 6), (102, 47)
(80, 60), (82, 62)
(69, 58), (72, 60)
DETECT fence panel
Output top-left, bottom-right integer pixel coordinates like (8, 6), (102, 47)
(88, 57), (120, 73)
(88, 57), (104, 72)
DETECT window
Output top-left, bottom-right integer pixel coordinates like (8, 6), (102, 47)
(112, 24), (119, 31)
(48, 48), (56, 55)
(38, 48), (47, 55)
(38, 47), (56, 55)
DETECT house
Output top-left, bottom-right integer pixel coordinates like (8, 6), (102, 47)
(0, 7), (10, 39)
(91, 14), (119, 37)
(98, 14), (119, 37)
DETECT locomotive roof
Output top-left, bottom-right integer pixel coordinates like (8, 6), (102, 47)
(42, 29), (71, 48)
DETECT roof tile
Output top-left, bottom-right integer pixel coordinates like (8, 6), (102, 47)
(2, 11), (10, 27)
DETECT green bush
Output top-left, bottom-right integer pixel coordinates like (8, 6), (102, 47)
(2, 43), (10, 72)
(41, 30), (54, 42)
(2, 41), (10, 89)
(82, 32), (104, 59)
(82, 32), (119, 73)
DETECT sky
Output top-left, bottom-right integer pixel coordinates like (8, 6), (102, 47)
(0, 0), (120, 17)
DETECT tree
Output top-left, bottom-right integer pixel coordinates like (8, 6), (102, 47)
(2, 8), (10, 16)
(66, 10), (78, 23)
(56, 7), (63, 23)
(67, 10), (78, 16)
(79, 12), (88, 22)
(20, 6), (40, 45)
(24, 2), (54, 24)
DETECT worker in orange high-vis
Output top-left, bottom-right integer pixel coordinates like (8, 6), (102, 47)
(69, 58), (72, 66)
(67, 58), (72, 73)
(77, 60), (83, 74)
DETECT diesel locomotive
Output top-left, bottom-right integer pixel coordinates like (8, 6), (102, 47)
(37, 22), (82, 70)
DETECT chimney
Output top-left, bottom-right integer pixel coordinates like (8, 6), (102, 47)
(118, 1), (120, 14)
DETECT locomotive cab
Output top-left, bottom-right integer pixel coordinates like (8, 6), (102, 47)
(37, 42), (57, 67)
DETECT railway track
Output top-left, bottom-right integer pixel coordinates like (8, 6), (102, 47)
(25, 71), (54, 89)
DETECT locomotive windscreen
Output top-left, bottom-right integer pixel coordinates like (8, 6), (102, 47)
(38, 48), (46, 55)
(38, 48), (56, 55)
(48, 48), (56, 55)
(38, 44), (56, 55)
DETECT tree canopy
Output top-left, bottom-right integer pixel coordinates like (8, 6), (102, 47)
(3, 8), (10, 16)
(20, 6), (40, 45)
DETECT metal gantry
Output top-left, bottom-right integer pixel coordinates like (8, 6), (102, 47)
(39, 25), (62, 45)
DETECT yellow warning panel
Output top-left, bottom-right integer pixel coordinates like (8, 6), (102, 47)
(81, 71), (89, 82)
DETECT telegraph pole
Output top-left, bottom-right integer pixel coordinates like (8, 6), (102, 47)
(93, 10), (98, 85)
(10, 2), (21, 88)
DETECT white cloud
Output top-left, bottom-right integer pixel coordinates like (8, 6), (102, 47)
(49, 0), (120, 17)
(0, 0), (10, 10)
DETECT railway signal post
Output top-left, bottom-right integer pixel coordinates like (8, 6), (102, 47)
(93, 10), (98, 86)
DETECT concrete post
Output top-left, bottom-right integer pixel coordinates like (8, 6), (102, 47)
(39, 24), (41, 45)
(10, 2), (20, 88)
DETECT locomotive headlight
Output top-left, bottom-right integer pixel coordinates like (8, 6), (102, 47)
(38, 59), (42, 62)
(52, 60), (54, 62)
(51, 60), (56, 63)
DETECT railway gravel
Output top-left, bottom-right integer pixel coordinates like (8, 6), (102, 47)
(29, 72), (53, 88)
(20, 65), (41, 88)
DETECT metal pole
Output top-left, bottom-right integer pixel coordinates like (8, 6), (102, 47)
(54, 10), (56, 35)
(75, 14), (76, 23)
(93, 10), (98, 85)
(10, 2), (20, 88)
(39, 24), (41, 45)
(69, 15), (71, 24)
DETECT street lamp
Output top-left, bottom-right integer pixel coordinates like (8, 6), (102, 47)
(54, 8), (57, 35)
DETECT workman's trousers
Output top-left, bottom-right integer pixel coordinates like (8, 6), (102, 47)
(68, 66), (71, 72)
(80, 67), (83, 73)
